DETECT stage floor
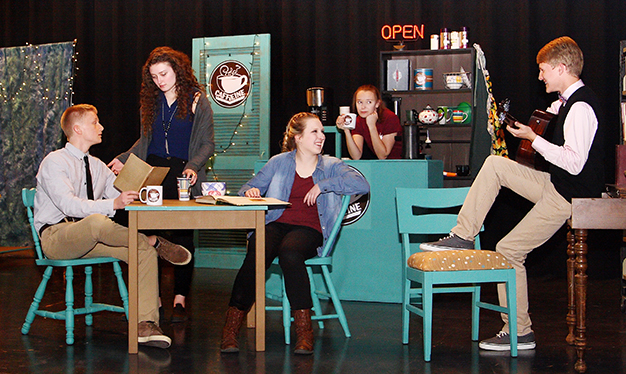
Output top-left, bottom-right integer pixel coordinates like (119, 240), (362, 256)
(1, 249), (624, 374)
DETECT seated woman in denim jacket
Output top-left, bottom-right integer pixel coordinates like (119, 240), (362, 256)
(220, 112), (370, 355)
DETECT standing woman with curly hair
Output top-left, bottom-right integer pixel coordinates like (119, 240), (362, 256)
(109, 46), (215, 322)
(219, 113), (369, 355)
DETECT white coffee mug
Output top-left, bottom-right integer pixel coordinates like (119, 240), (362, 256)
(140, 185), (163, 206)
(343, 113), (357, 130)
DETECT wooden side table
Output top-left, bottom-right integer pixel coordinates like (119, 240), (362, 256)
(568, 198), (626, 372)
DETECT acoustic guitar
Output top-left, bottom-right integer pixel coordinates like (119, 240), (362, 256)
(497, 98), (556, 171)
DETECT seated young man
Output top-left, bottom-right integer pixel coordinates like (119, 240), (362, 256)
(34, 104), (192, 348)
(420, 36), (604, 351)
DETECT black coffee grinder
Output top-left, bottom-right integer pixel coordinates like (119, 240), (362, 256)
(307, 87), (328, 124)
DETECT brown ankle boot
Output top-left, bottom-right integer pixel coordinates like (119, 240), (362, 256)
(293, 309), (314, 355)
(220, 306), (247, 353)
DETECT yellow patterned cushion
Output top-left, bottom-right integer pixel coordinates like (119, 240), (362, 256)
(407, 250), (511, 271)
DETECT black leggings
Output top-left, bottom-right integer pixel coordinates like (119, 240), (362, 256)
(147, 154), (195, 297)
(229, 222), (322, 311)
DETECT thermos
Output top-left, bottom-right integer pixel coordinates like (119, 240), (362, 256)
(403, 109), (420, 159)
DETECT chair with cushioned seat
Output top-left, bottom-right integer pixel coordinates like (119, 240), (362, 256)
(266, 194), (352, 344)
(21, 188), (129, 345)
(395, 187), (517, 361)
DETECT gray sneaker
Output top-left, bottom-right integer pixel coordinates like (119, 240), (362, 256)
(479, 331), (536, 351)
(419, 233), (474, 252)
(138, 321), (172, 349)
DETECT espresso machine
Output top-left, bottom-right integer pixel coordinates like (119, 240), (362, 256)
(307, 87), (328, 124)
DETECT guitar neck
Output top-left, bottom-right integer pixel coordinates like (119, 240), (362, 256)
(503, 112), (518, 128)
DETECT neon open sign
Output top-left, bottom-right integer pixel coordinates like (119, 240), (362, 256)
(381, 24), (425, 41)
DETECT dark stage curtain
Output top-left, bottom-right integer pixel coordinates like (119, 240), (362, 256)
(2, 0), (625, 274)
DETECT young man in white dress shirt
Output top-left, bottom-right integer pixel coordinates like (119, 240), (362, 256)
(34, 104), (192, 348)
(420, 36), (605, 351)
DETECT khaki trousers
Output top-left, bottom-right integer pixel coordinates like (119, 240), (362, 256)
(41, 214), (159, 323)
(452, 155), (571, 335)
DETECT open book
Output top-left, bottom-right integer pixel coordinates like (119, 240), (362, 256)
(195, 195), (291, 206)
(113, 153), (170, 192)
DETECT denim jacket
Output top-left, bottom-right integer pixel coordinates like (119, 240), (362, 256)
(238, 150), (370, 256)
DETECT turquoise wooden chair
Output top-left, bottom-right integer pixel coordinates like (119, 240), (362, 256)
(21, 188), (129, 345)
(395, 187), (517, 361)
(266, 194), (352, 344)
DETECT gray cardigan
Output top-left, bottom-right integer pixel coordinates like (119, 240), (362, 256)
(116, 93), (215, 196)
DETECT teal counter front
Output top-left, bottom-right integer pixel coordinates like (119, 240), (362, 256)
(264, 159), (444, 303)
(327, 159), (443, 303)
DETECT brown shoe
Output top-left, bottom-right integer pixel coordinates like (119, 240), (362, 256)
(294, 309), (314, 355)
(171, 303), (188, 323)
(220, 306), (247, 353)
(138, 321), (171, 349)
(156, 236), (192, 265)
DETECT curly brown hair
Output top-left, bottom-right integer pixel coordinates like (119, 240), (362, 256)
(281, 112), (319, 152)
(140, 46), (205, 135)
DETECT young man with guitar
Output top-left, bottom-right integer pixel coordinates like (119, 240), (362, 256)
(420, 36), (605, 351)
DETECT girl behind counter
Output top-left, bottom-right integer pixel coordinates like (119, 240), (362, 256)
(336, 84), (402, 160)
(220, 112), (369, 355)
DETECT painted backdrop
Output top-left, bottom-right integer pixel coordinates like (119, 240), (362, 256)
(0, 41), (74, 246)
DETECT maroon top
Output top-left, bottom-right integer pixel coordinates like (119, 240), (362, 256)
(352, 107), (403, 159)
(276, 173), (322, 233)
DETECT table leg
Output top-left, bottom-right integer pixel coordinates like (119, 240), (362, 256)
(574, 228), (588, 373)
(128, 211), (139, 354)
(566, 225), (576, 345)
(254, 210), (266, 351)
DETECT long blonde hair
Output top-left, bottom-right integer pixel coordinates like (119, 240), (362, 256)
(281, 112), (319, 152)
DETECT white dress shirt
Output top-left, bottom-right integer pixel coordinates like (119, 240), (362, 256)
(34, 142), (120, 232)
(531, 80), (598, 175)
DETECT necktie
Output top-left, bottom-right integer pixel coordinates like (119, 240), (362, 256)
(83, 155), (94, 200)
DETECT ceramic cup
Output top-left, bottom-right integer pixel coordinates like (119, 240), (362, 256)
(437, 106), (453, 124)
(452, 110), (468, 124)
(139, 185), (163, 206)
(177, 177), (191, 201)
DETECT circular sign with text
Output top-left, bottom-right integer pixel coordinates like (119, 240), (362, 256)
(209, 60), (251, 109)
(342, 166), (370, 226)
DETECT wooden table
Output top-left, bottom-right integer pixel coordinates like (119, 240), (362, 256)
(125, 200), (267, 354)
(568, 198), (626, 372)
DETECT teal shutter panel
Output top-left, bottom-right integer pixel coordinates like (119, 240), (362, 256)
(192, 34), (271, 268)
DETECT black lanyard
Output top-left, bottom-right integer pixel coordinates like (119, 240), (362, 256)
(161, 101), (178, 154)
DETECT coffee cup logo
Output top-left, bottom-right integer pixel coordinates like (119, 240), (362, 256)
(415, 71), (426, 86)
(148, 188), (160, 203)
(209, 60), (251, 108)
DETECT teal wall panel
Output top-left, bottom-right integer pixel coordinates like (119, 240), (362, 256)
(192, 34), (270, 261)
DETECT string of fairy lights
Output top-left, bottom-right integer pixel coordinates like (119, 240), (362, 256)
(205, 34), (260, 181)
(0, 40), (76, 106)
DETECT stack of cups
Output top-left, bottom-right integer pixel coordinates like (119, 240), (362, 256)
(177, 177), (191, 201)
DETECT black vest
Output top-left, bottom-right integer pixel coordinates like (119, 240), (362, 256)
(548, 85), (604, 202)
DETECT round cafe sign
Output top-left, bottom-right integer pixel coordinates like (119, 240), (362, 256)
(209, 60), (251, 109)
(341, 166), (370, 226)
